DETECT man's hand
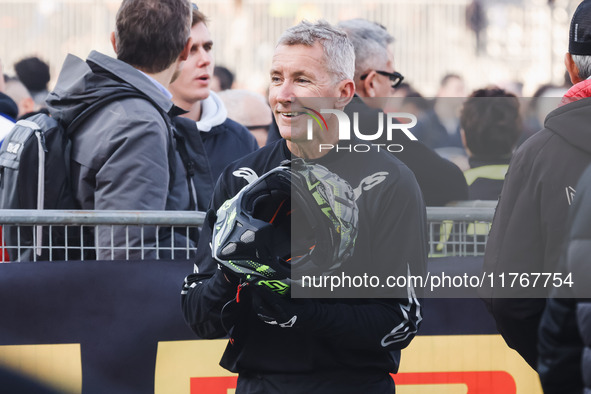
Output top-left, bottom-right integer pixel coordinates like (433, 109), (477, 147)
(250, 285), (316, 329)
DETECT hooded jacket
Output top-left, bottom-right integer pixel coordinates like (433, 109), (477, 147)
(191, 91), (259, 182)
(46, 51), (194, 260)
(481, 84), (591, 369)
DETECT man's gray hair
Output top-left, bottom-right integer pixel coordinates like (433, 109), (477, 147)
(277, 20), (355, 82)
(337, 19), (394, 81)
(572, 54), (591, 80)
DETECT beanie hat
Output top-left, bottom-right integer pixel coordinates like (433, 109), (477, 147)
(14, 57), (50, 93)
(570, 0), (591, 55)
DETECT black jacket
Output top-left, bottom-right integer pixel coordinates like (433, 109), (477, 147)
(538, 163), (591, 393)
(200, 118), (259, 183)
(481, 96), (591, 369)
(181, 139), (427, 391)
(463, 157), (510, 200)
(173, 116), (258, 211)
(172, 117), (215, 212)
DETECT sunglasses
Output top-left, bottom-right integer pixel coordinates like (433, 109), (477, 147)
(360, 70), (404, 89)
(246, 124), (272, 132)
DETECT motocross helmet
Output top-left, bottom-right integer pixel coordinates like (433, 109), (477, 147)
(212, 159), (358, 295)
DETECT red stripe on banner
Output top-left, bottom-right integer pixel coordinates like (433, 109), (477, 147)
(191, 371), (516, 393)
(191, 376), (238, 394)
(393, 371), (517, 393)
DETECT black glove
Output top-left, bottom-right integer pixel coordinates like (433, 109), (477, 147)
(250, 285), (316, 329)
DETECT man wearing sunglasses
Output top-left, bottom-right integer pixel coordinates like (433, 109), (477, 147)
(337, 18), (468, 207)
(361, 70), (404, 89)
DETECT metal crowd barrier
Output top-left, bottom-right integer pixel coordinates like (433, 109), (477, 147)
(0, 210), (206, 262)
(0, 205), (496, 262)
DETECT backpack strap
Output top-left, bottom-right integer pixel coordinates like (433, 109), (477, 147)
(13, 119), (46, 255)
(66, 91), (152, 134)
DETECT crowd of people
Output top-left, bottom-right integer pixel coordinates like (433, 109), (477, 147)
(1, 0), (591, 392)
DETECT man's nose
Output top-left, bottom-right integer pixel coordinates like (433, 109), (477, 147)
(274, 80), (295, 103)
(196, 48), (211, 67)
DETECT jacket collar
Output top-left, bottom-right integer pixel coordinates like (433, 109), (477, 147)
(86, 51), (174, 114)
(561, 78), (591, 106)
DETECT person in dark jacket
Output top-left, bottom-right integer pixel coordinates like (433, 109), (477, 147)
(333, 18), (469, 206)
(46, 0), (194, 260)
(181, 20), (426, 393)
(411, 74), (467, 152)
(170, 6), (258, 189)
(538, 163), (591, 393)
(481, 0), (591, 369)
(459, 87), (522, 200)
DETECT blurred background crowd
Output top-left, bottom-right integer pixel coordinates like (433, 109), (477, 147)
(0, 0), (579, 97)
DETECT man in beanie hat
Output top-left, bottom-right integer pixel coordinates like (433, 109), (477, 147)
(14, 56), (51, 108)
(481, 0), (591, 371)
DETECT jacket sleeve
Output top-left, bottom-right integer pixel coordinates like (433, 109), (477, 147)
(538, 296), (583, 393)
(181, 217), (240, 338)
(303, 164), (426, 352)
(181, 174), (242, 338)
(301, 297), (422, 352)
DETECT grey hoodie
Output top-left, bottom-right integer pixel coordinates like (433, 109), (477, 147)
(47, 51), (193, 260)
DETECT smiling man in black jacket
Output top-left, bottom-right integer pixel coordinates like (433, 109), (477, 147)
(181, 20), (427, 393)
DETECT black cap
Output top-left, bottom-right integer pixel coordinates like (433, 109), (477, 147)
(14, 57), (50, 93)
(570, 0), (591, 55)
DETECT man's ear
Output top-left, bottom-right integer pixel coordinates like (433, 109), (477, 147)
(335, 79), (355, 109)
(110, 32), (117, 54)
(179, 37), (192, 62)
(362, 71), (378, 98)
(21, 97), (36, 116)
(565, 52), (582, 84)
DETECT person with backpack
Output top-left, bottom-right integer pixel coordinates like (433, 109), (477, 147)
(45, 0), (194, 260)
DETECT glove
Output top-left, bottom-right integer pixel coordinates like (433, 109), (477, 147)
(250, 284), (316, 329)
(206, 208), (243, 285)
